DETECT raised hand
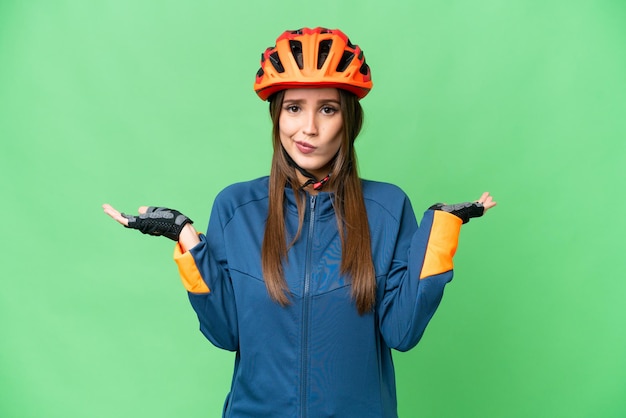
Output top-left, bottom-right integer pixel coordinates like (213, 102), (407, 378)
(102, 204), (193, 241)
(429, 192), (497, 224)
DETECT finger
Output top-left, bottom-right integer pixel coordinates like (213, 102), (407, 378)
(138, 206), (149, 214)
(102, 203), (122, 218)
(102, 203), (130, 226)
(476, 192), (490, 204)
(483, 196), (497, 211)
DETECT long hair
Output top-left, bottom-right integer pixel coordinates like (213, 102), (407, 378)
(261, 89), (376, 315)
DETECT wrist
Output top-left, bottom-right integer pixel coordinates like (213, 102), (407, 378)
(178, 224), (200, 252)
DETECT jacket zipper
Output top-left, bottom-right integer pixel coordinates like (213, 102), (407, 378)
(300, 194), (316, 418)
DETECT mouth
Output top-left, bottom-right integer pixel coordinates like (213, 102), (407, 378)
(295, 140), (316, 154)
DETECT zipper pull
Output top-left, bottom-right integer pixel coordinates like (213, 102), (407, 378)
(310, 195), (316, 211)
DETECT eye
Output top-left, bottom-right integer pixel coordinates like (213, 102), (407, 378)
(284, 104), (300, 113)
(320, 105), (338, 115)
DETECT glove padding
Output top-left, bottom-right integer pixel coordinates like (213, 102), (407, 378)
(122, 207), (193, 241)
(429, 202), (484, 224)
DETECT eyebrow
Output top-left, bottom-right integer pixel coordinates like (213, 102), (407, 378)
(283, 98), (341, 105)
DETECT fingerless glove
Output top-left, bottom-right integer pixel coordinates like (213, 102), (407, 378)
(122, 207), (193, 241)
(429, 202), (484, 224)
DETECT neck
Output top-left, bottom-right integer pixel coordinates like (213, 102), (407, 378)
(282, 147), (332, 192)
(295, 171), (332, 194)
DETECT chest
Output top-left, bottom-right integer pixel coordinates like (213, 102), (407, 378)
(224, 209), (347, 297)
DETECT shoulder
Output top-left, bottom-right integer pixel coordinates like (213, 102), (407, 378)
(361, 180), (413, 221)
(216, 177), (269, 202)
(213, 177), (269, 216)
(361, 179), (410, 205)
(361, 180), (406, 198)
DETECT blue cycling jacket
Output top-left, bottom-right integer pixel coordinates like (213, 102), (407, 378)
(174, 177), (462, 418)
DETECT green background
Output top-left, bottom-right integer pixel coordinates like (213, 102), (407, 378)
(2, 0), (625, 417)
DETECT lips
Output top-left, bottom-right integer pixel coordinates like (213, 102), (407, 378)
(295, 140), (316, 154)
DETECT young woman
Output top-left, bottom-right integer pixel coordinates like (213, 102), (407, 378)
(103, 27), (496, 418)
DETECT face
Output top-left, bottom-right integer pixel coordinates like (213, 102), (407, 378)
(279, 88), (344, 182)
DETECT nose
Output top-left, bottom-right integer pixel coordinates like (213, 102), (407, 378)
(301, 111), (318, 136)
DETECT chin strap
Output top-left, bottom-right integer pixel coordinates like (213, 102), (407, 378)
(282, 147), (332, 191)
(310, 174), (331, 191)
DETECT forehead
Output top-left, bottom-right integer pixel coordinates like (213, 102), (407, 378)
(283, 88), (340, 101)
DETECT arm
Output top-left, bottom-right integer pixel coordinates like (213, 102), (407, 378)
(175, 233), (239, 351)
(378, 193), (496, 352)
(102, 203), (238, 351)
(178, 223), (201, 252)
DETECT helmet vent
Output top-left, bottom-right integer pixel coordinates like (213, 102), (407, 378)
(289, 40), (304, 69)
(336, 51), (355, 72)
(359, 62), (370, 76)
(317, 40), (333, 69)
(269, 52), (285, 73)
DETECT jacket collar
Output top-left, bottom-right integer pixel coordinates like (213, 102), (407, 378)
(284, 185), (337, 220)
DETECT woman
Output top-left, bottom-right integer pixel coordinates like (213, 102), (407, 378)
(103, 27), (496, 418)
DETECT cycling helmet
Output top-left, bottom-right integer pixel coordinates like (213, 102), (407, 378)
(254, 27), (373, 101)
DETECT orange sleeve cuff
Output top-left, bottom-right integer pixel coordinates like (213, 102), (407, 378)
(173, 243), (211, 293)
(419, 211), (463, 279)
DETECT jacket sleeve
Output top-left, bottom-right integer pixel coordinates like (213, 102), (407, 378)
(378, 202), (462, 352)
(173, 202), (239, 352)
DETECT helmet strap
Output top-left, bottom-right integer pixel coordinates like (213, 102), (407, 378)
(282, 147), (332, 191)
